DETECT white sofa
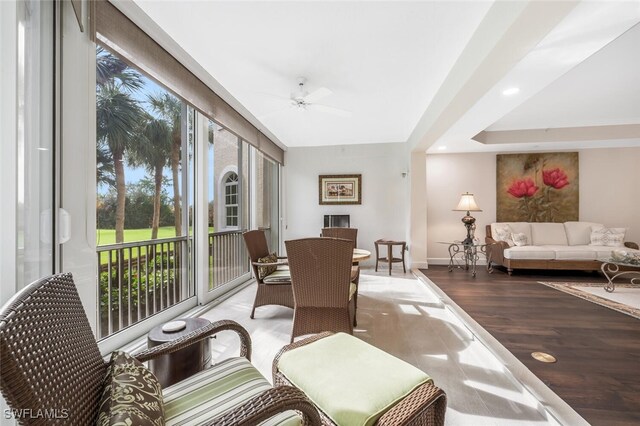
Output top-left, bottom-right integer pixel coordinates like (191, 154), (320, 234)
(485, 222), (640, 274)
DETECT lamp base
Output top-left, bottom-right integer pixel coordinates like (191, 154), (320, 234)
(461, 212), (476, 245)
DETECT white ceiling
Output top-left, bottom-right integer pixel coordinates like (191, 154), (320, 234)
(488, 22), (640, 131)
(128, 1), (640, 154)
(133, 0), (493, 148)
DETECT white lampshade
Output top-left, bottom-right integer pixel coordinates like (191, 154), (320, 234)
(453, 192), (482, 212)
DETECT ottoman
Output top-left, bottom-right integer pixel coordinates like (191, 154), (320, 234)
(273, 332), (446, 426)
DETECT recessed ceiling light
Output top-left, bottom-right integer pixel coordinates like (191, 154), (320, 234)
(437, 146), (447, 151)
(502, 87), (520, 96)
(37, 147), (49, 151)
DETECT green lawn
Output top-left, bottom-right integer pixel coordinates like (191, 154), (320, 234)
(97, 227), (178, 246)
(97, 226), (214, 265)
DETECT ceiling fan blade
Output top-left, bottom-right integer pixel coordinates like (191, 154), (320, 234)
(303, 87), (332, 104)
(309, 103), (352, 118)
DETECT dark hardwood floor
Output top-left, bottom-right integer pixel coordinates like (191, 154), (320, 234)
(420, 265), (640, 426)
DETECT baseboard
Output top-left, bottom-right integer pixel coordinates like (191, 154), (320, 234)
(410, 261), (429, 269)
(427, 258), (487, 266)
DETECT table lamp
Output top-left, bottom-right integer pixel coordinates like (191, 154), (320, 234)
(453, 192), (482, 245)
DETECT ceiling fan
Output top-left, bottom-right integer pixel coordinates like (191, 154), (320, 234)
(259, 77), (352, 119)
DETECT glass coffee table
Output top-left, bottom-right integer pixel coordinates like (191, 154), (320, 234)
(438, 241), (493, 277)
(600, 259), (640, 293)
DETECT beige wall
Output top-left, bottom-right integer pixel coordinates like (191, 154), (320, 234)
(425, 147), (640, 263)
(284, 143), (408, 267)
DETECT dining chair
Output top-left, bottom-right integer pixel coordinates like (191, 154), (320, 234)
(321, 227), (358, 247)
(321, 227), (360, 326)
(243, 229), (294, 318)
(285, 237), (356, 342)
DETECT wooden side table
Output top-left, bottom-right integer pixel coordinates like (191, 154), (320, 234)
(148, 318), (211, 388)
(374, 240), (406, 275)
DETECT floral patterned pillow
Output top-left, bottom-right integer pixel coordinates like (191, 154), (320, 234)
(511, 232), (528, 247)
(493, 224), (515, 247)
(97, 351), (164, 426)
(590, 227), (626, 247)
(257, 253), (278, 279)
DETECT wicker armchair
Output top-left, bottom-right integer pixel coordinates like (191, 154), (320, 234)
(285, 238), (356, 342)
(321, 227), (360, 326)
(0, 273), (321, 425)
(273, 332), (447, 426)
(243, 229), (294, 319)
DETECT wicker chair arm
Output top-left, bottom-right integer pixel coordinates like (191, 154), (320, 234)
(376, 381), (446, 425)
(272, 332), (334, 381)
(133, 319), (251, 363)
(625, 241), (639, 250)
(206, 386), (321, 426)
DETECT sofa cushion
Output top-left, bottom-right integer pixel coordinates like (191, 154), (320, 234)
(564, 222), (603, 246)
(163, 357), (300, 426)
(97, 351), (164, 426)
(503, 246), (557, 260)
(590, 246), (640, 260)
(278, 333), (431, 426)
(590, 227), (626, 247)
(550, 246), (597, 261)
(530, 223), (568, 246)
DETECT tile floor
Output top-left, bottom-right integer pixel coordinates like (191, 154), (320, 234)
(192, 270), (569, 426)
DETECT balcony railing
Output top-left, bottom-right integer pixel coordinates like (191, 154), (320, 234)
(208, 229), (250, 290)
(96, 230), (251, 339)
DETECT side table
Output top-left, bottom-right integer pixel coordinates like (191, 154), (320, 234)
(374, 240), (406, 275)
(148, 317), (211, 388)
(438, 241), (493, 277)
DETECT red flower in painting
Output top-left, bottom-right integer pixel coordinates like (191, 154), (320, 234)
(507, 178), (539, 198)
(542, 168), (569, 189)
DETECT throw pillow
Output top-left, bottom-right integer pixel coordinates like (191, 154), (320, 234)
(511, 232), (528, 247)
(97, 351), (164, 426)
(590, 227), (626, 247)
(257, 253), (278, 279)
(494, 224), (515, 247)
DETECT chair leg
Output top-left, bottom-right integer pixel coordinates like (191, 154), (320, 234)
(402, 244), (406, 273)
(353, 292), (358, 327)
(388, 245), (392, 276)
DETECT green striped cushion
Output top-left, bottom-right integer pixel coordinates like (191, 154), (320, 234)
(163, 357), (300, 426)
(263, 269), (291, 284)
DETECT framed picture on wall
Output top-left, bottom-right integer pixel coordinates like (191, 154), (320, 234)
(319, 174), (362, 205)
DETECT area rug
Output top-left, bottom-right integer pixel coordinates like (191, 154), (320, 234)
(538, 281), (640, 320)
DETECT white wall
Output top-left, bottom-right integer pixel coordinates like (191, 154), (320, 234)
(284, 143), (408, 267)
(425, 147), (640, 263)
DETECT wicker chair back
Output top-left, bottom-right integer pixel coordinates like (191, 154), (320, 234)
(243, 229), (271, 284)
(321, 227), (358, 248)
(285, 238), (353, 309)
(0, 273), (107, 425)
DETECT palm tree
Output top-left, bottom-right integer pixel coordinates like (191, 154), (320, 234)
(128, 114), (173, 239)
(96, 46), (145, 243)
(148, 93), (183, 237)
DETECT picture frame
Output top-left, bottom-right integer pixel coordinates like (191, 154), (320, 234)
(319, 174), (362, 205)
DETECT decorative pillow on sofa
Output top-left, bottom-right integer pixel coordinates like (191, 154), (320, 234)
(511, 232), (528, 247)
(590, 227), (626, 247)
(257, 253), (278, 279)
(494, 224), (515, 246)
(97, 351), (164, 426)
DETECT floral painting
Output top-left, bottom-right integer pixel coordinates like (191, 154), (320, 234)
(497, 152), (578, 222)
